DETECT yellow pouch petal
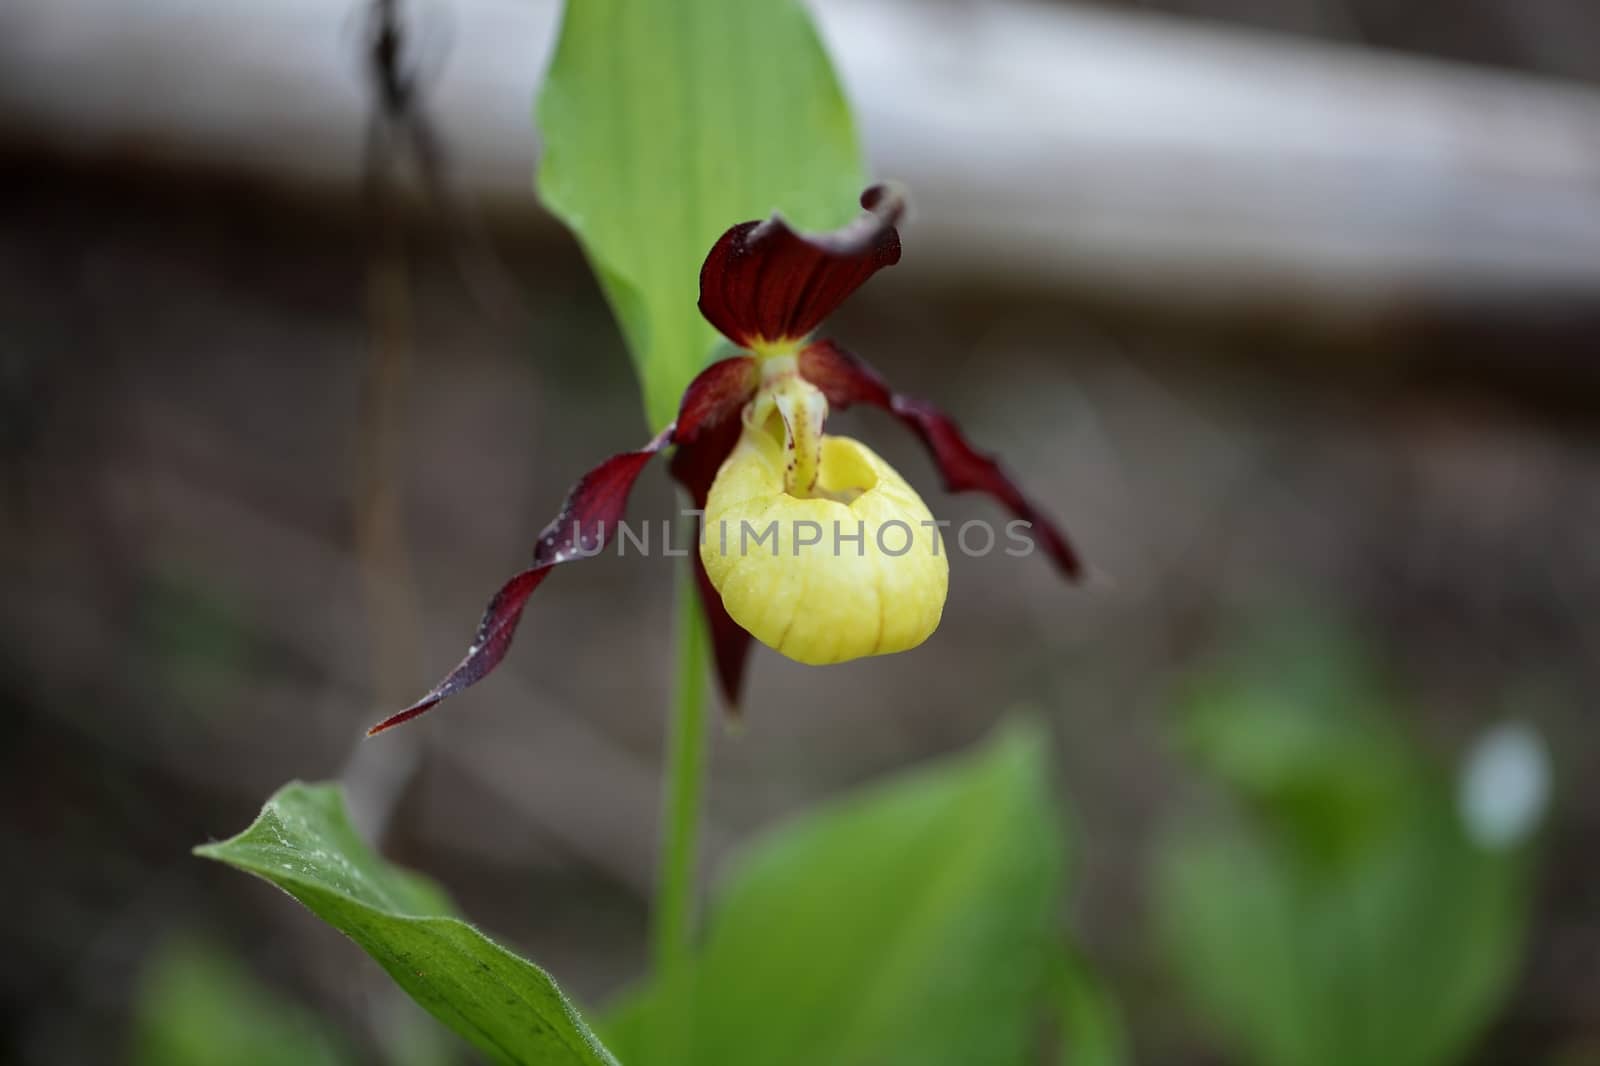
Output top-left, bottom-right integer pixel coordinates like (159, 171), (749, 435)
(701, 427), (948, 665)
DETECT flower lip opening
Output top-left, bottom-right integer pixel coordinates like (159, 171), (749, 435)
(747, 410), (879, 505)
(813, 436), (879, 504)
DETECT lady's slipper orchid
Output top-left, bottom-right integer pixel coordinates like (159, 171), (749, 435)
(368, 187), (1080, 735)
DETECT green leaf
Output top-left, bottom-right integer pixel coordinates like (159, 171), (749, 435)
(133, 936), (355, 1066)
(1159, 812), (1528, 1066)
(1051, 945), (1129, 1066)
(196, 783), (618, 1066)
(604, 719), (1068, 1066)
(1158, 646), (1534, 1066)
(537, 0), (866, 429)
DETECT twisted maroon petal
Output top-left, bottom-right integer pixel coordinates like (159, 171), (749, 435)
(367, 426), (673, 735)
(799, 339), (1083, 579)
(698, 185), (905, 349)
(366, 567), (553, 736)
(691, 550), (753, 710)
(672, 415), (753, 711)
(669, 358), (761, 710)
(367, 358), (765, 736)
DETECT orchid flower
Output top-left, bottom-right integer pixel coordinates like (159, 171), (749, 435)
(368, 187), (1080, 735)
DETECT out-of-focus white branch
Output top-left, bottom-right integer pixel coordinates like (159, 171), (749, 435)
(4, 0), (1600, 306)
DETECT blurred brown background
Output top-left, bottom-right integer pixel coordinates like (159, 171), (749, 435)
(2, 0), (1598, 1062)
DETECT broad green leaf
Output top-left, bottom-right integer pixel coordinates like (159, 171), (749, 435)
(1051, 945), (1129, 1066)
(133, 936), (354, 1066)
(1159, 811), (1527, 1066)
(604, 719), (1068, 1066)
(537, 0), (866, 429)
(196, 783), (618, 1066)
(1177, 626), (1417, 869)
(1158, 642), (1534, 1066)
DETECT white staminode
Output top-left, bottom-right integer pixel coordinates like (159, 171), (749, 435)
(1457, 720), (1550, 850)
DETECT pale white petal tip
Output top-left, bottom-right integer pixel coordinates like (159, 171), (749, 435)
(1458, 720), (1550, 850)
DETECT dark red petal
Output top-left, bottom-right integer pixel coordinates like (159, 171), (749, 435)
(366, 567), (551, 735)
(669, 409), (744, 513)
(674, 355), (759, 444)
(367, 427), (673, 736)
(692, 549), (754, 711)
(532, 425), (674, 567)
(698, 185), (905, 349)
(799, 339), (1083, 580)
(668, 385), (755, 710)
(797, 336), (892, 408)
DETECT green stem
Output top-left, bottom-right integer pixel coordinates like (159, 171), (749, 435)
(653, 545), (711, 973)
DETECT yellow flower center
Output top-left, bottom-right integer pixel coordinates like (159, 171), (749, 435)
(700, 369), (949, 665)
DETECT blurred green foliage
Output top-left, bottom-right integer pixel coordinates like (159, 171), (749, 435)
(132, 937), (352, 1066)
(1052, 944), (1130, 1066)
(1156, 631), (1540, 1066)
(604, 720), (1069, 1066)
